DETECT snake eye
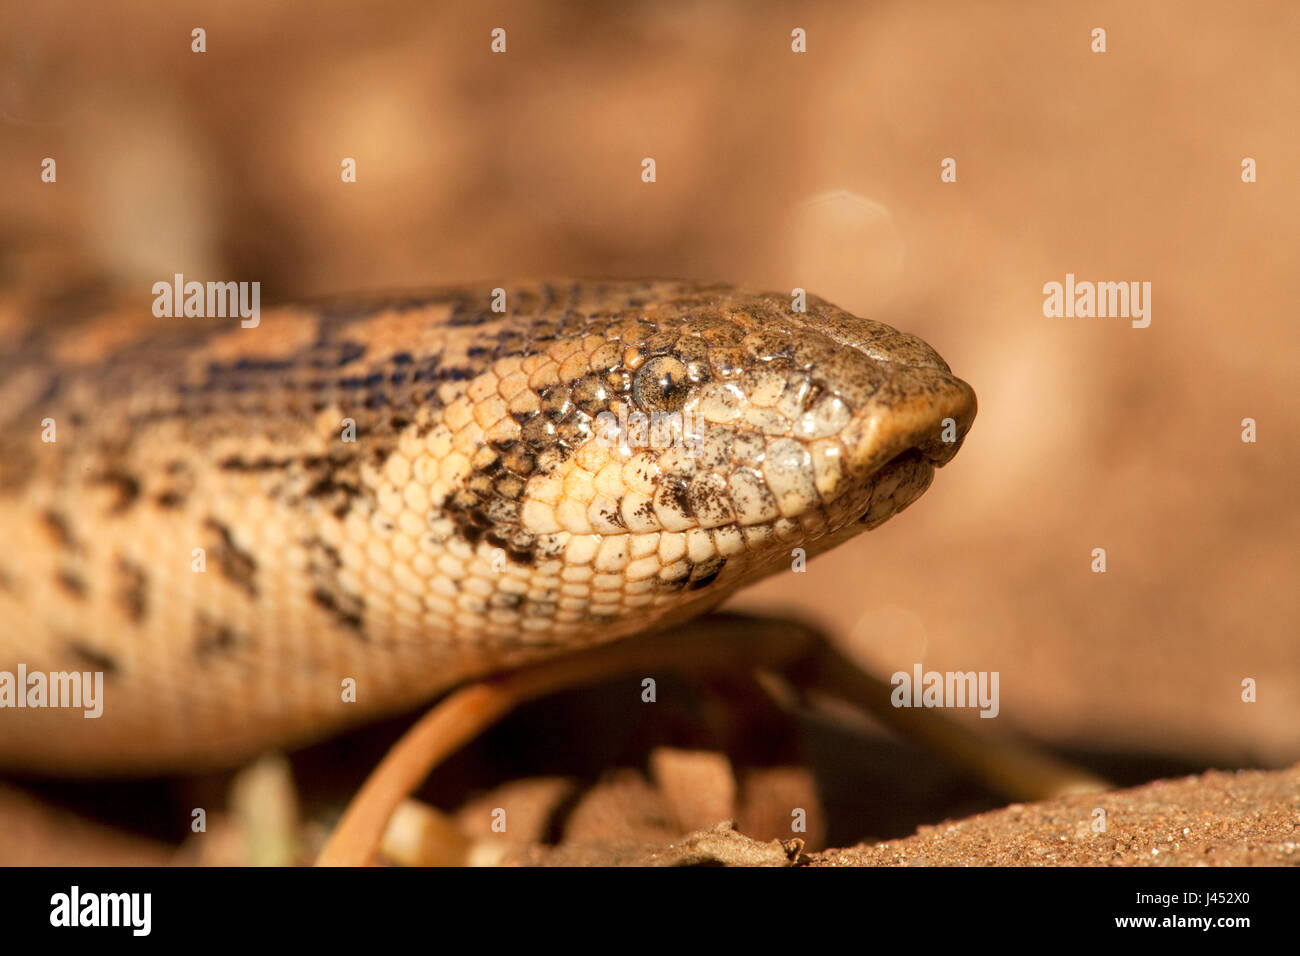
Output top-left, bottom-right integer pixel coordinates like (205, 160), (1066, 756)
(633, 355), (692, 413)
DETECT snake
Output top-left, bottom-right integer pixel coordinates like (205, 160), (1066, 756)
(0, 280), (976, 773)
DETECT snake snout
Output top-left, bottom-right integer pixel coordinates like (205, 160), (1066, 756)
(841, 368), (977, 480)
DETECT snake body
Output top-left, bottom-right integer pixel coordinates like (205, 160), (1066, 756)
(0, 280), (975, 772)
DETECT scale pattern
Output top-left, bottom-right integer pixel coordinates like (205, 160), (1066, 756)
(0, 280), (975, 771)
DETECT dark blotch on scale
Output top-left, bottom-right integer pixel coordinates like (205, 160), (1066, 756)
(442, 430), (550, 562)
(194, 613), (248, 661)
(303, 471), (364, 519)
(65, 641), (119, 676)
(117, 557), (148, 623)
(203, 518), (259, 597)
(93, 470), (141, 515)
(56, 568), (88, 599)
(311, 587), (366, 637)
(42, 510), (79, 552)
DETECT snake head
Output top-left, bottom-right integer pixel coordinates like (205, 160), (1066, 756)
(426, 282), (976, 649)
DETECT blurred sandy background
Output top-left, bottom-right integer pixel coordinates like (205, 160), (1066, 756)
(1, 1), (1297, 855)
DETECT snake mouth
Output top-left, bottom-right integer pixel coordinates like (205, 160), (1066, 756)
(838, 370), (976, 528)
(856, 447), (936, 527)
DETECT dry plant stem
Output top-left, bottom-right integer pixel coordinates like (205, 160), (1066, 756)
(790, 640), (1111, 801)
(317, 613), (1107, 866)
(316, 615), (816, 866)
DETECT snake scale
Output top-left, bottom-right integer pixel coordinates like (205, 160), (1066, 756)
(0, 280), (975, 773)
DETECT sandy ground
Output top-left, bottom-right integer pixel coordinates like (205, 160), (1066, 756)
(3, 758), (1295, 867)
(813, 765), (1300, 867)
